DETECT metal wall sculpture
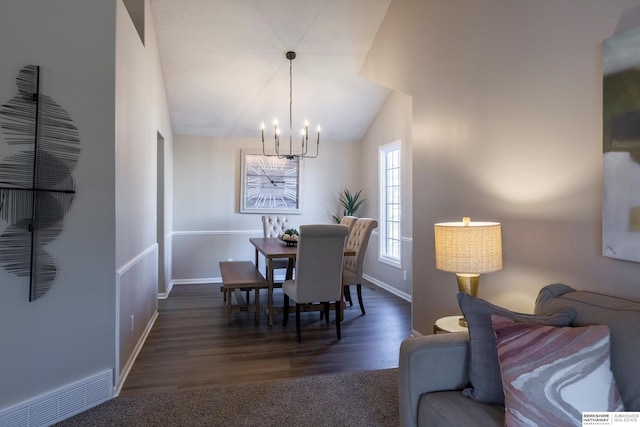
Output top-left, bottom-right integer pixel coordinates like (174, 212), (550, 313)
(0, 65), (80, 300)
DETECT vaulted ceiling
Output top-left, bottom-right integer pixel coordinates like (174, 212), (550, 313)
(150, 0), (392, 143)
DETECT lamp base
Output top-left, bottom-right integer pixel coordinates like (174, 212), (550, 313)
(456, 274), (480, 328)
(456, 273), (480, 297)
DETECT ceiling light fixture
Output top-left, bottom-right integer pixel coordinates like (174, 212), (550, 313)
(261, 51), (320, 159)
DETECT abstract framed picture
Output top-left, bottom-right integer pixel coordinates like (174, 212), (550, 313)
(239, 150), (301, 214)
(603, 27), (640, 262)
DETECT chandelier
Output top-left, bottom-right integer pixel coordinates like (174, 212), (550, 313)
(261, 51), (320, 159)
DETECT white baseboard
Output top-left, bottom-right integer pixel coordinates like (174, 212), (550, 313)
(160, 278), (222, 299)
(158, 281), (173, 299)
(0, 370), (113, 427)
(114, 311), (159, 397)
(170, 277), (222, 286)
(362, 273), (411, 302)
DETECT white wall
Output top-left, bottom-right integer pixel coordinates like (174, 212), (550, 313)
(115, 0), (174, 385)
(363, 0), (640, 335)
(171, 135), (362, 282)
(359, 90), (413, 299)
(0, 0), (117, 409)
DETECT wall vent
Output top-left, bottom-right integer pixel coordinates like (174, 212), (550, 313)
(0, 370), (112, 427)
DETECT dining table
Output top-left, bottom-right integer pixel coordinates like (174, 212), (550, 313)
(249, 237), (355, 326)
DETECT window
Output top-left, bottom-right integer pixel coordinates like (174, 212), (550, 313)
(379, 141), (401, 267)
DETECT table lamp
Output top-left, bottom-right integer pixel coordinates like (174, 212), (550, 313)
(434, 217), (502, 326)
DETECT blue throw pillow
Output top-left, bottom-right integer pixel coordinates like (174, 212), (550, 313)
(457, 293), (576, 405)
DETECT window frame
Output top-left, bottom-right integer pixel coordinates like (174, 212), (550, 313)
(378, 140), (401, 268)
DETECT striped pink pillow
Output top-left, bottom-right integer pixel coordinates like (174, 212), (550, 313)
(491, 314), (624, 426)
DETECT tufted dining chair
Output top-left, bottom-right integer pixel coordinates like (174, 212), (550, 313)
(343, 218), (378, 315)
(261, 215), (291, 274)
(339, 215), (358, 239)
(262, 215), (291, 239)
(282, 224), (349, 343)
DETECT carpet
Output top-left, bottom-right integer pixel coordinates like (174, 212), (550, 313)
(55, 368), (399, 427)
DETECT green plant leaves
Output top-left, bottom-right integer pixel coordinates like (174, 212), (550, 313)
(333, 188), (366, 223)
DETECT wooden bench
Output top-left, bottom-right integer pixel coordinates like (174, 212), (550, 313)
(219, 261), (268, 324)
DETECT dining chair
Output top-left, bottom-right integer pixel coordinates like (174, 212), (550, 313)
(339, 215), (358, 239)
(261, 215), (292, 274)
(282, 224), (349, 343)
(310, 215), (357, 321)
(343, 218), (378, 315)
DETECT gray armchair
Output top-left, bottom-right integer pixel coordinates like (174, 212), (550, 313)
(282, 224), (349, 342)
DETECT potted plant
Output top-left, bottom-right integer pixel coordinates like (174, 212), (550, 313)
(332, 188), (366, 223)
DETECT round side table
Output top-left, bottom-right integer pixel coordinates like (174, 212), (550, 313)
(433, 315), (468, 334)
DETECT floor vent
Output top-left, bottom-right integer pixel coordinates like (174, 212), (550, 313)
(0, 370), (112, 427)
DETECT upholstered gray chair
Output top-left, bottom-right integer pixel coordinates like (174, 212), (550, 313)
(343, 218), (378, 315)
(310, 215), (356, 320)
(261, 215), (292, 274)
(282, 224), (349, 343)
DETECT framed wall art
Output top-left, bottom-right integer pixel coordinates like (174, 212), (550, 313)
(602, 26), (640, 263)
(240, 150), (301, 214)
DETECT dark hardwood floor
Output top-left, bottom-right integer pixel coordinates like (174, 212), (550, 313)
(120, 282), (411, 396)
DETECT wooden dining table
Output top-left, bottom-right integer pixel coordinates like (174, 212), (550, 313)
(249, 237), (355, 326)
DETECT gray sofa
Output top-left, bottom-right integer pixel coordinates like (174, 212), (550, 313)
(398, 284), (640, 427)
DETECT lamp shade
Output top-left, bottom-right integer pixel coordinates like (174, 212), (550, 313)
(434, 217), (502, 274)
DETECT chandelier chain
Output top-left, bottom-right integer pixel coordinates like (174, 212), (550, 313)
(289, 55), (293, 152)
